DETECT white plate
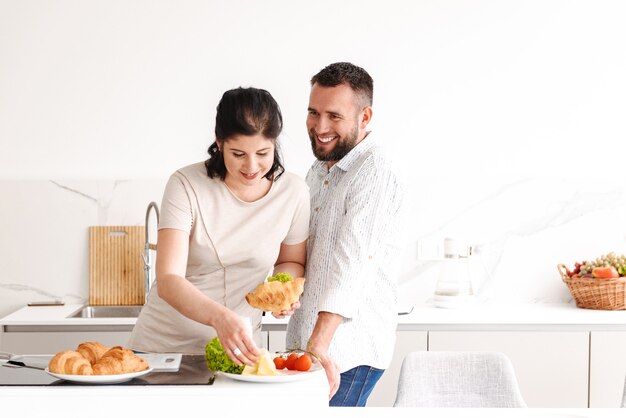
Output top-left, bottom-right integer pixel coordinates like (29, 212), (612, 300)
(219, 362), (323, 383)
(45, 367), (153, 384)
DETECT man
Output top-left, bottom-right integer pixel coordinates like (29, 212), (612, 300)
(286, 62), (406, 407)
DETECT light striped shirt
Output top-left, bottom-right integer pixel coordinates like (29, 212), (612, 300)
(286, 132), (406, 372)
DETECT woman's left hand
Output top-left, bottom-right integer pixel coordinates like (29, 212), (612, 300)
(271, 300), (301, 319)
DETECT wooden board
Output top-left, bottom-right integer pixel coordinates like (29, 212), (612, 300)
(89, 226), (145, 306)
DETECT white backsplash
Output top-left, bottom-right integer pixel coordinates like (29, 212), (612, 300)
(0, 179), (167, 318)
(397, 176), (626, 307)
(1, 176), (625, 320)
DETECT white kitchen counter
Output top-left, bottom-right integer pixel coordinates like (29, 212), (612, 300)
(0, 366), (329, 417)
(3, 302), (626, 331)
(0, 383), (624, 418)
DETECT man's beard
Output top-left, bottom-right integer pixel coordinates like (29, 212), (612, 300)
(309, 125), (359, 162)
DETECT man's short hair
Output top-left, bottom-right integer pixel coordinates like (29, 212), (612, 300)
(311, 62), (373, 107)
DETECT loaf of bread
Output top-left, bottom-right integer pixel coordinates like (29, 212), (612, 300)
(48, 342), (149, 376)
(245, 277), (305, 313)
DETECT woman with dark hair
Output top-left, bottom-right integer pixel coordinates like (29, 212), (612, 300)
(129, 87), (309, 366)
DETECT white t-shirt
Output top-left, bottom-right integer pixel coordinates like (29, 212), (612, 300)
(129, 162), (310, 354)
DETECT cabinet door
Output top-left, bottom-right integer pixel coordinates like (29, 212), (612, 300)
(366, 330), (428, 407)
(260, 331), (269, 350)
(268, 330), (287, 353)
(589, 331), (626, 407)
(2, 332), (132, 354)
(428, 331), (589, 408)
(3, 331), (269, 355)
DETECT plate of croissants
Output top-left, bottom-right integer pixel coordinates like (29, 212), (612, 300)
(45, 342), (152, 384)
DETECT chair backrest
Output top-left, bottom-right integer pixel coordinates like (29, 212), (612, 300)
(394, 351), (527, 407)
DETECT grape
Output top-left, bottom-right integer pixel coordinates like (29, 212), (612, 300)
(575, 252), (626, 276)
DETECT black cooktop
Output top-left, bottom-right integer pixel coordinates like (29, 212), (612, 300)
(0, 355), (215, 386)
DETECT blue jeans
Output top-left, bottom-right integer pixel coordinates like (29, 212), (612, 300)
(329, 365), (384, 407)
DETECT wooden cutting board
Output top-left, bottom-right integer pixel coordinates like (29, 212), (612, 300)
(89, 226), (145, 306)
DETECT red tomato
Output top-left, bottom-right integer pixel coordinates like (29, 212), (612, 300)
(294, 354), (312, 372)
(285, 353), (299, 370)
(273, 357), (286, 370)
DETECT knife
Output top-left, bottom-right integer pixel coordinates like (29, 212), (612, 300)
(1, 352), (49, 370)
(3, 360), (46, 370)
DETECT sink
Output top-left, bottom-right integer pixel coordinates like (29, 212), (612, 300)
(68, 305), (143, 318)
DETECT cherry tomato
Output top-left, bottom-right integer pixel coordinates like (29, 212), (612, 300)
(285, 353), (299, 370)
(273, 356), (286, 370)
(294, 354), (312, 372)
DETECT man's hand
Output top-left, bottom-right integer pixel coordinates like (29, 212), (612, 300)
(317, 352), (341, 400)
(307, 311), (345, 400)
(271, 300), (301, 319)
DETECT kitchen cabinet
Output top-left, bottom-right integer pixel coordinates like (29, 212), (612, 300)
(428, 331), (590, 408)
(367, 330), (428, 407)
(3, 330), (269, 354)
(2, 331), (133, 354)
(268, 329), (287, 353)
(589, 331), (626, 407)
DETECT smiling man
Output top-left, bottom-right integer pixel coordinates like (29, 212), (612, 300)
(286, 62), (406, 407)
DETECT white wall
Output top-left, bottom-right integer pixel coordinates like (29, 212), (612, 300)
(1, 1), (626, 320)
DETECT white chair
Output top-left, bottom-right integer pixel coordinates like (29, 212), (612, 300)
(394, 351), (527, 407)
(621, 374), (626, 407)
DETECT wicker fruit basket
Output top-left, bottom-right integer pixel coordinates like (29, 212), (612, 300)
(558, 264), (626, 310)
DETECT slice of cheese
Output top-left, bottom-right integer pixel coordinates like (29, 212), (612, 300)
(241, 349), (279, 376)
(241, 363), (258, 375)
(256, 350), (279, 376)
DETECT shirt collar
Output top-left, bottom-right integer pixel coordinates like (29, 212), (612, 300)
(312, 131), (376, 175)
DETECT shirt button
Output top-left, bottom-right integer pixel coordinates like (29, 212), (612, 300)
(323, 180), (329, 185)
(315, 207), (320, 212)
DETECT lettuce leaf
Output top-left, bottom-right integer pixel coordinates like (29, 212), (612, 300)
(205, 337), (244, 374)
(267, 272), (292, 283)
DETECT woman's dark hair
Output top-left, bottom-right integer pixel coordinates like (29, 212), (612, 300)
(205, 87), (285, 181)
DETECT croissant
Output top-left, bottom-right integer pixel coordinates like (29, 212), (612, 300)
(48, 350), (94, 375)
(47, 342), (150, 376)
(77, 341), (110, 365)
(92, 346), (149, 375)
(246, 277), (305, 313)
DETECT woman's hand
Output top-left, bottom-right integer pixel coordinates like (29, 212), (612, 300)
(212, 309), (260, 367)
(271, 300), (301, 319)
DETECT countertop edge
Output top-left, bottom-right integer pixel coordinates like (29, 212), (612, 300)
(3, 302), (626, 330)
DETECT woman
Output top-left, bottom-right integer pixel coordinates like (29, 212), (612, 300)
(128, 87), (309, 367)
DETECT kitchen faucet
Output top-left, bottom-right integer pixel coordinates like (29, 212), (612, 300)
(142, 202), (160, 304)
